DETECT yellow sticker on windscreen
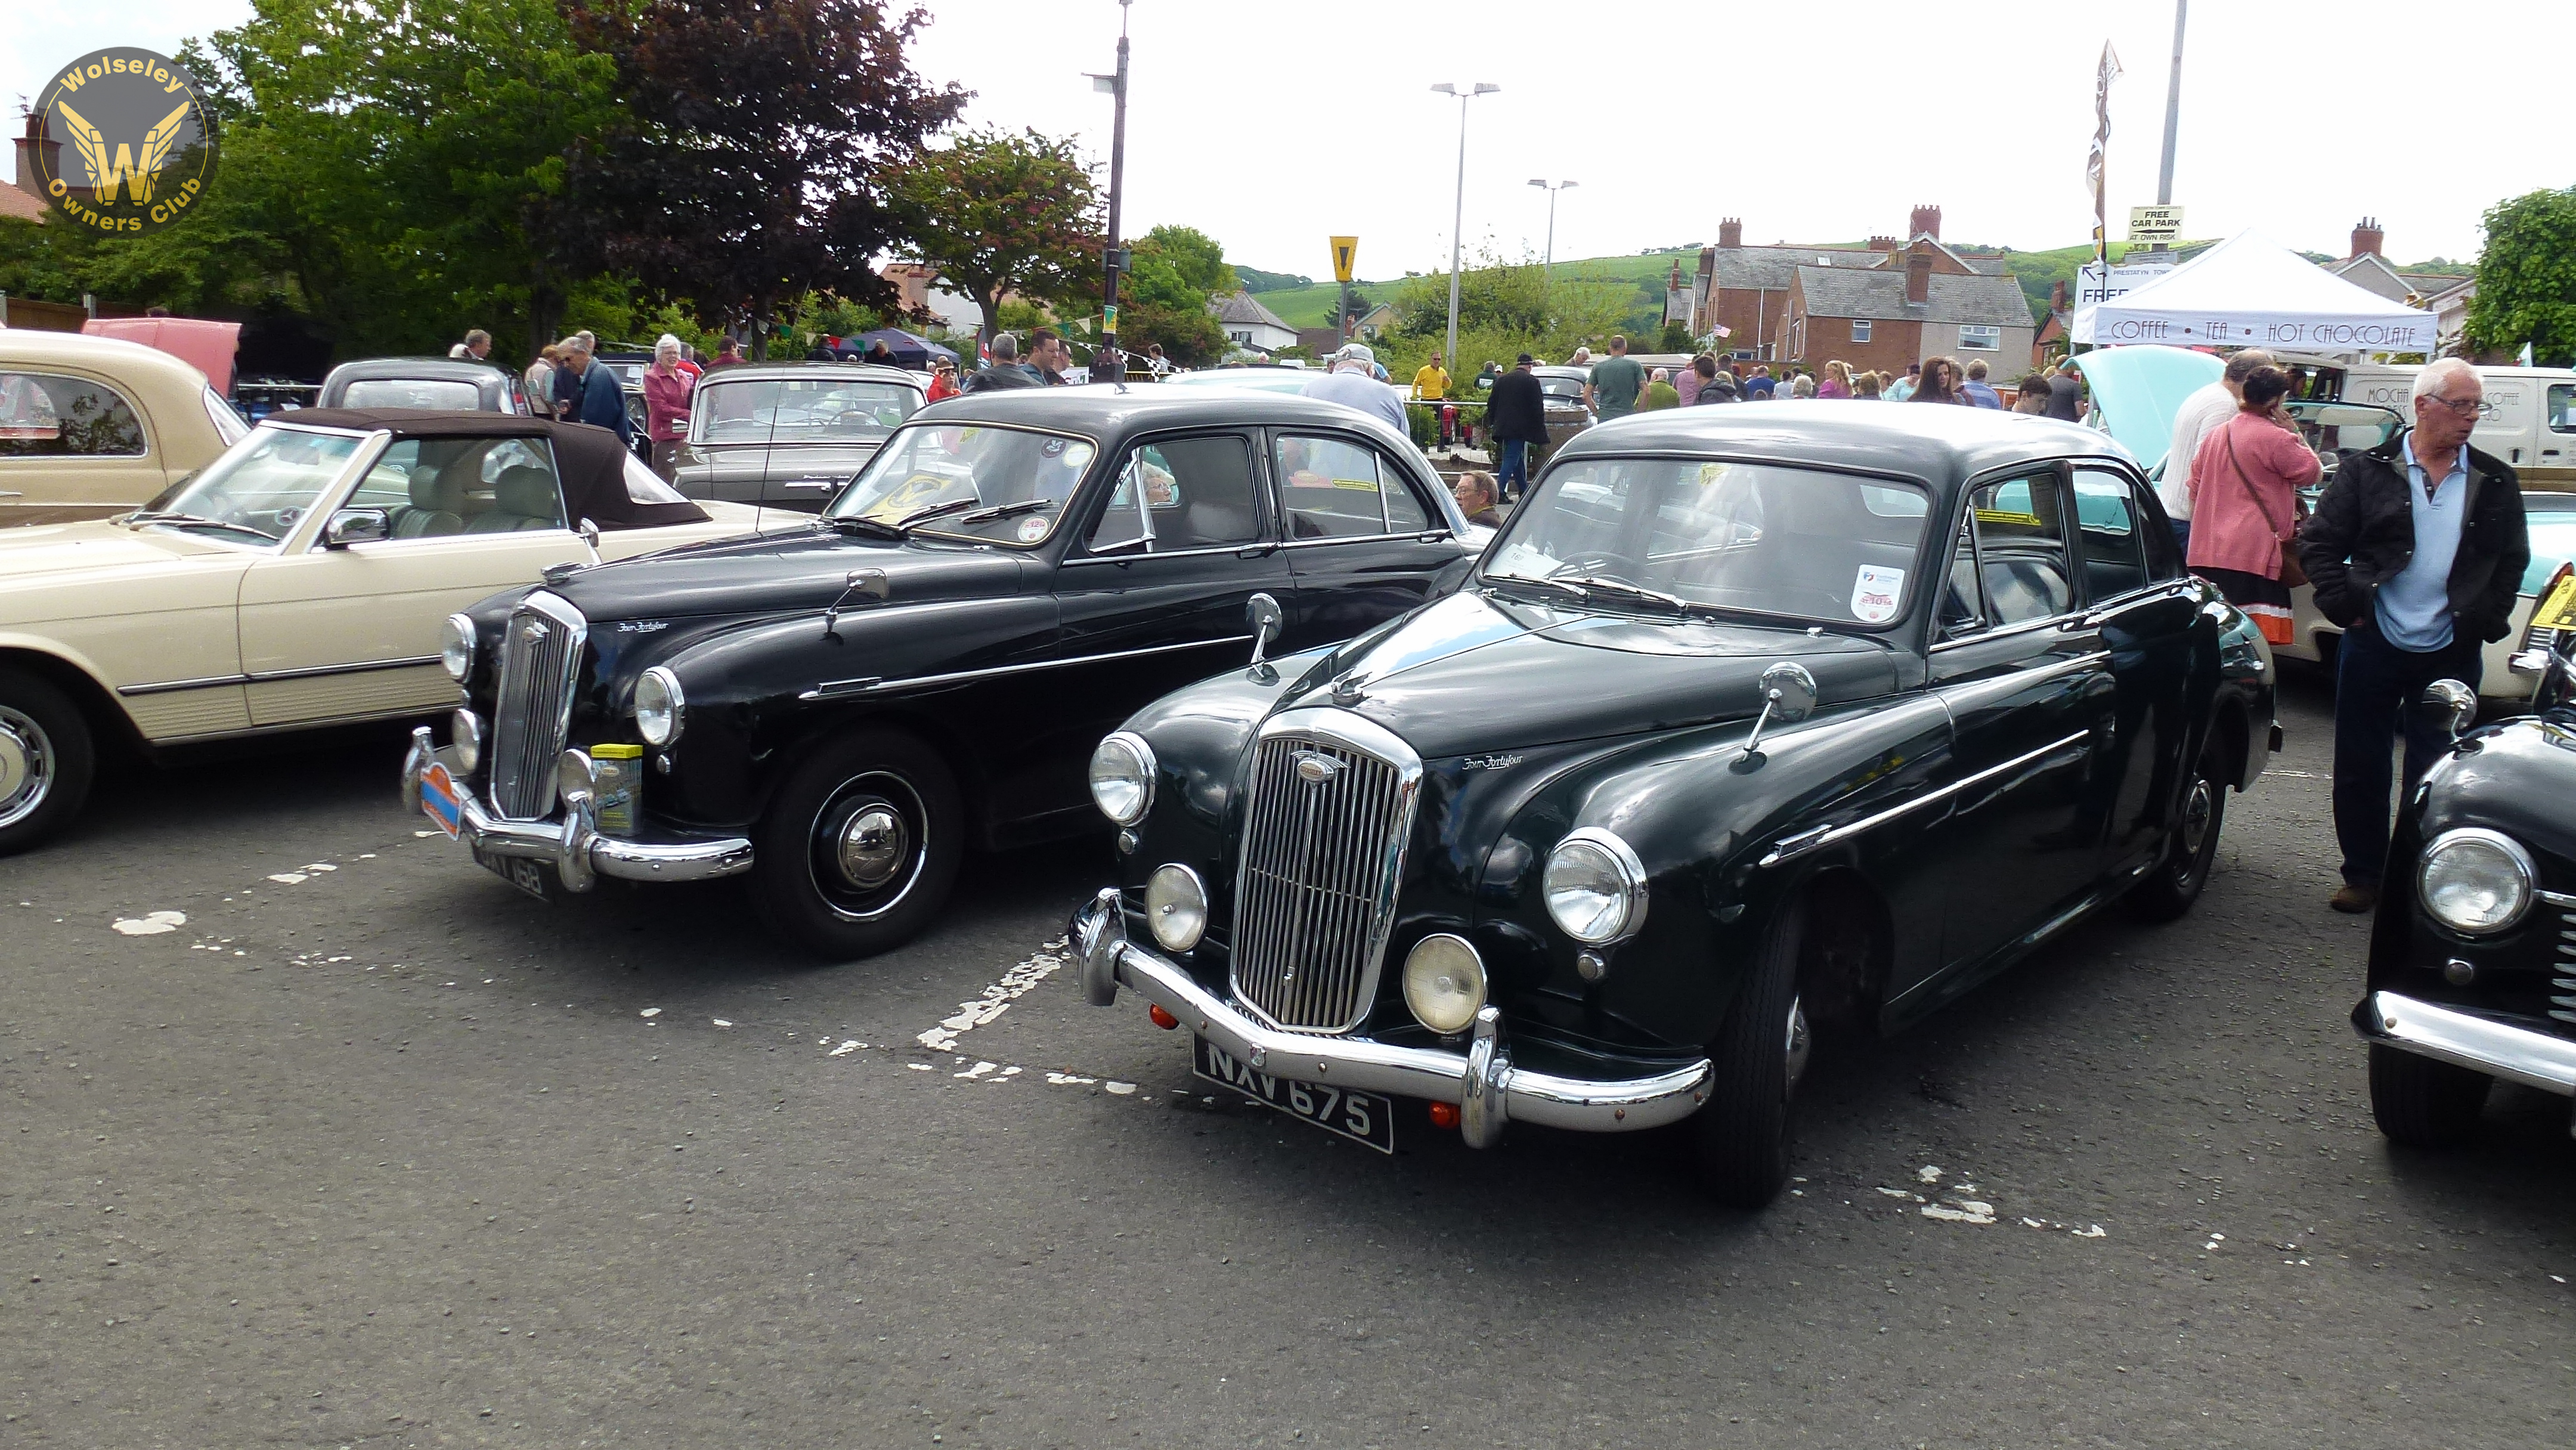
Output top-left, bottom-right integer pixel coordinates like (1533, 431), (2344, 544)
(2534, 565), (2576, 631)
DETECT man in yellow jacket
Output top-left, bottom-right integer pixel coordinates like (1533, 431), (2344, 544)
(1412, 351), (1453, 445)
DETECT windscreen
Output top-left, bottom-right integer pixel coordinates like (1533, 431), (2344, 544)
(1484, 456), (1933, 628)
(825, 423), (1098, 545)
(342, 379), (484, 410)
(694, 377), (921, 443)
(143, 426), (367, 544)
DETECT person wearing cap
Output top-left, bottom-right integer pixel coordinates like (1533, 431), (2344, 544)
(1301, 343), (1410, 436)
(1486, 353), (1546, 502)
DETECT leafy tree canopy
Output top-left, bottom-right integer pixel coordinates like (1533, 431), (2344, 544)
(883, 128), (1100, 351)
(2466, 185), (2576, 367)
(1236, 266), (1313, 293)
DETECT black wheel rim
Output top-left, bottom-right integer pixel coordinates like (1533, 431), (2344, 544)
(804, 770), (930, 922)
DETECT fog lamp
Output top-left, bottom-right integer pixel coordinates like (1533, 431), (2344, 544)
(449, 708), (481, 775)
(556, 749), (596, 806)
(1145, 864), (1206, 952)
(1402, 932), (1487, 1034)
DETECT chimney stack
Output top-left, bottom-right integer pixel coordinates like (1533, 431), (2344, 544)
(2050, 279), (2068, 313)
(2351, 216), (2384, 258)
(1867, 235), (1897, 252)
(1718, 218), (1742, 249)
(1909, 204), (1942, 240)
(1906, 252), (1933, 305)
(14, 112), (59, 205)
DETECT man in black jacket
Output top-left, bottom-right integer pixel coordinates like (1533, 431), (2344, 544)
(2296, 358), (2529, 912)
(1485, 354), (1546, 502)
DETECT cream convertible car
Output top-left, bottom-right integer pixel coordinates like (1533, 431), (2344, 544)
(0, 409), (782, 853)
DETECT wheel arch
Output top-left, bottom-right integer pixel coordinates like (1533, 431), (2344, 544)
(0, 643), (144, 756)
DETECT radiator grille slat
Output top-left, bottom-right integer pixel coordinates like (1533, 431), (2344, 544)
(487, 594), (587, 821)
(2553, 904), (2576, 1028)
(1230, 723), (1419, 1035)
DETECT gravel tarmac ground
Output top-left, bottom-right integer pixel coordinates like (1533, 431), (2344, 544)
(4, 667), (2572, 1449)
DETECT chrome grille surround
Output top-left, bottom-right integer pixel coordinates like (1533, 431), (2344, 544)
(2548, 891), (2576, 1029)
(1229, 708), (1423, 1036)
(487, 591), (588, 821)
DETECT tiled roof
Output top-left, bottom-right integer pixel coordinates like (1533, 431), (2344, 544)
(1794, 267), (2034, 327)
(0, 184), (47, 223)
(1209, 290), (1292, 330)
(1710, 246), (1884, 292)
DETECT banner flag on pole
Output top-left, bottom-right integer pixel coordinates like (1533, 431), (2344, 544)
(2088, 42), (2124, 269)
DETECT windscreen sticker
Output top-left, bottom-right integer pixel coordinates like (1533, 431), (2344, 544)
(1016, 515), (1050, 543)
(1853, 564), (1905, 623)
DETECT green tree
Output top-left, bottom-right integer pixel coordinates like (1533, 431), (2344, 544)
(2466, 186), (2576, 366)
(884, 128), (1101, 354)
(1116, 224), (1233, 365)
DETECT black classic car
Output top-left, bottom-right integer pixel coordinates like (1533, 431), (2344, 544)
(1072, 402), (2280, 1206)
(402, 386), (1481, 957)
(673, 362), (926, 512)
(317, 357), (532, 414)
(2354, 561), (2576, 1144)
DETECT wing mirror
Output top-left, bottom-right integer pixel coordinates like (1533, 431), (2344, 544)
(1736, 661), (1819, 767)
(318, 507), (389, 549)
(1246, 592), (1283, 680)
(2420, 678), (2478, 741)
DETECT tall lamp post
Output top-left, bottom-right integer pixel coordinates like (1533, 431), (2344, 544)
(1527, 178), (1577, 273)
(1085, 0), (1134, 382)
(1430, 81), (1498, 377)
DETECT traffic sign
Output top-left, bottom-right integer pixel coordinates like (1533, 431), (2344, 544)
(2128, 205), (2184, 243)
(1330, 236), (1358, 284)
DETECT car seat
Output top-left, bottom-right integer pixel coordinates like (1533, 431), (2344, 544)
(392, 467), (466, 538)
(467, 464), (565, 533)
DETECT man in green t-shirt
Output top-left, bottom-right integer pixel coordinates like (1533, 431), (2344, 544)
(1585, 334), (1646, 419)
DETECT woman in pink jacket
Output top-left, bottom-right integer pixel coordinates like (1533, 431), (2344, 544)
(641, 333), (696, 482)
(2185, 365), (2320, 645)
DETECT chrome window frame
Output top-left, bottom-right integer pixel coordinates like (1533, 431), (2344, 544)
(1071, 427), (1272, 560)
(0, 368), (154, 462)
(1266, 427), (1450, 545)
(832, 418), (1104, 551)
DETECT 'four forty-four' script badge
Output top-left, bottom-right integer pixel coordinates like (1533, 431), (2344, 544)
(32, 48), (220, 236)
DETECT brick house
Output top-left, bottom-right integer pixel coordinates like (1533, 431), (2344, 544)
(1769, 209), (2033, 374)
(1689, 218), (1888, 361)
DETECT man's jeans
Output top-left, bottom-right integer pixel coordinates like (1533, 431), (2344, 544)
(2332, 619), (2482, 887)
(1496, 438), (1529, 499)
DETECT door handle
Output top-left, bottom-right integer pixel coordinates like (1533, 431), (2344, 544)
(779, 481), (836, 491)
(1236, 544), (1274, 559)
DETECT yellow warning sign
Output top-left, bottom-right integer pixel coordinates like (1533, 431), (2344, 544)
(1330, 236), (1358, 284)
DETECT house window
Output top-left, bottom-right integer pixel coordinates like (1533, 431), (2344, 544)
(1958, 325), (2001, 352)
(1851, 320), (1872, 343)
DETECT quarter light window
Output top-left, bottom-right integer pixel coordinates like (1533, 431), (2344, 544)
(0, 372), (147, 457)
(1967, 474), (2073, 625)
(2071, 469), (2148, 600)
(1958, 325), (2002, 352)
(1088, 435), (1261, 553)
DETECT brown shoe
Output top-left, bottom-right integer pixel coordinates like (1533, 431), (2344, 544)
(2330, 884), (2379, 914)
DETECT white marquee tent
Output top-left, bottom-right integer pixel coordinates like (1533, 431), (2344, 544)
(2073, 230), (2437, 354)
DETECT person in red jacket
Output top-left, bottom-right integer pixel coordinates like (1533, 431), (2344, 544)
(2185, 365), (2320, 646)
(640, 334), (696, 482)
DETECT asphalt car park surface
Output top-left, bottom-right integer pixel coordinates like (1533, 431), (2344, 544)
(5, 671), (2572, 1449)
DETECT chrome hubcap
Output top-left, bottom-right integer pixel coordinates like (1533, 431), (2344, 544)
(835, 805), (908, 890)
(1783, 995), (1812, 1096)
(0, 708), (53, 831)
(2179, 777), (2215, 860)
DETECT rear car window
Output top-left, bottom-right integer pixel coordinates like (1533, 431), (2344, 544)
(342, 379), (485, 411)
(0, 371), (147, 457)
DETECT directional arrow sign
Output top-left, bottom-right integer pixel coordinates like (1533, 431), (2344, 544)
(1330, 236), (1358, 284)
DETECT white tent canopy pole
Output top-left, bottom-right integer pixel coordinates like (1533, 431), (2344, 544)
(2071, 229), (2436, 353)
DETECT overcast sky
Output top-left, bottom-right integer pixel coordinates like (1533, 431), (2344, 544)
(14, 1), (2569, 279)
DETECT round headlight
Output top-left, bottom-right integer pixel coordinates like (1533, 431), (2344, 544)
(1543, 828), (1648, 944)
(1402, 932), (1487, 1034)
(1146, 863), (1207, 953)
(2418, 827), (2534, 935)
(449, 708), (481, 775)
(440, 614), (476, 683)
(1088, 732), (1154, 826)
(634, 667), (684, 748)
(556, 748), (596, 805)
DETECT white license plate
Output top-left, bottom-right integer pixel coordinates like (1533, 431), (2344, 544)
(472, 847), (554, 903)
(1193, 1035), (1395, 1154)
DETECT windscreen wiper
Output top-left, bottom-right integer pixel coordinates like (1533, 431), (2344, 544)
(957, 498), (1054, 525)
(121, 510), (281, 543)
(823, 498), (976, 540)
(1481, 572), (1588, 603)
(1551, 574), (1690, 612)
(823, 515), (906, 540)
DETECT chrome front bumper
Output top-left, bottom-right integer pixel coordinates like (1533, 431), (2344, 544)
(400, 726), (753, 891)
(1069, 888), (1713, 1148)
(2354, 989), (2576, 1098)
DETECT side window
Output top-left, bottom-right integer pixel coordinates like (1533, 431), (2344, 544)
(1938, 516), (1984, 637)
(1382, 462), (1431, 531)
(1274, 433), (1422, 539)
(2549, 383), (2576, 435)
(0, 372), (147, 458)
(350, 438), (565, 540)
(1085, 435), (1261, 553)
(2072, 469), (2150, 600)
(1967, 472), (2073, 625)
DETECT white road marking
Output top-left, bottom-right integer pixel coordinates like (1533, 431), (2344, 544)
(639, 1008), (661, 1018)
(266, 873), (309, 885)
(912, 940), (1070, 1054)
(1916, 1164), (1943, 1184)
(1921, 1200), (1996, 1225)
(112, 911), (187, 936)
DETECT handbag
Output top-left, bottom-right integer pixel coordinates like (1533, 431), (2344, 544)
(2222, 427), (2308, 588)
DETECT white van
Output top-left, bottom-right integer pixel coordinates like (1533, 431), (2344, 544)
(2340, 364), (2576, 488)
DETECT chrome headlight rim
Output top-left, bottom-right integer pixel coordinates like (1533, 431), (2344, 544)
(2417, 826), (2536, 935)
(1543, 826), (1649, 946)
(634, 665), (685, 749)
(1145, 862), (1208, 953)
(449, 707), (482, 776)
(440, 613), (476, 683)
(1402, 931), (1488, 1034)
(1088, 732), (1156, 826)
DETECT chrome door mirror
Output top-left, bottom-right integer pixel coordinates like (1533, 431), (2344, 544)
(1246, 591), (1283, 678)
(1738, 661), (1819, 765)
(2421, 678), (2478, 740)
(577, 517), (600, 548)
(318, 507), (389, 549)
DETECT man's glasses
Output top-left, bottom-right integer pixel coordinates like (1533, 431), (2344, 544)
(2424, 394), (2491, 418)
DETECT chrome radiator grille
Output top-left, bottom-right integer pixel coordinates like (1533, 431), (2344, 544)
(487, 593), (588, 820)
(2550, 896), (2576, 1029)
(1229, 715), (1422, 1034)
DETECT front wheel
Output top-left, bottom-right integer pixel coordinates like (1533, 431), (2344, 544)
(748, 727), (963, 960)
(2127, 735), (2228, 922)
(2367, 1045), (2489, 1147)
(1685, 902), (1810, 1209)
(0, 667), (97, 857)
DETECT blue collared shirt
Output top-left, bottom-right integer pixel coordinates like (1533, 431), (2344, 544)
(2373, 434), (2467, 651)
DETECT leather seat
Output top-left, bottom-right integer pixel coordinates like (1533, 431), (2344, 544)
(467, 464), (566, 533)
(392, 467), (466, 538)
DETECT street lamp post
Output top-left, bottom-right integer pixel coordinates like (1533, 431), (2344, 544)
(1527, 178), (1577, 273)
(1431, 81), (1498, 379)
(1086, 1), (1134, 382)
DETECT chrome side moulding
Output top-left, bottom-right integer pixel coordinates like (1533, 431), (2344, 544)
(1070, 889), (1713, 1145)
(402, 726), (753, 888)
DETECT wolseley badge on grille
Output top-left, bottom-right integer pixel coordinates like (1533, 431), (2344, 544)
(1293, 750), (1345, 785)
